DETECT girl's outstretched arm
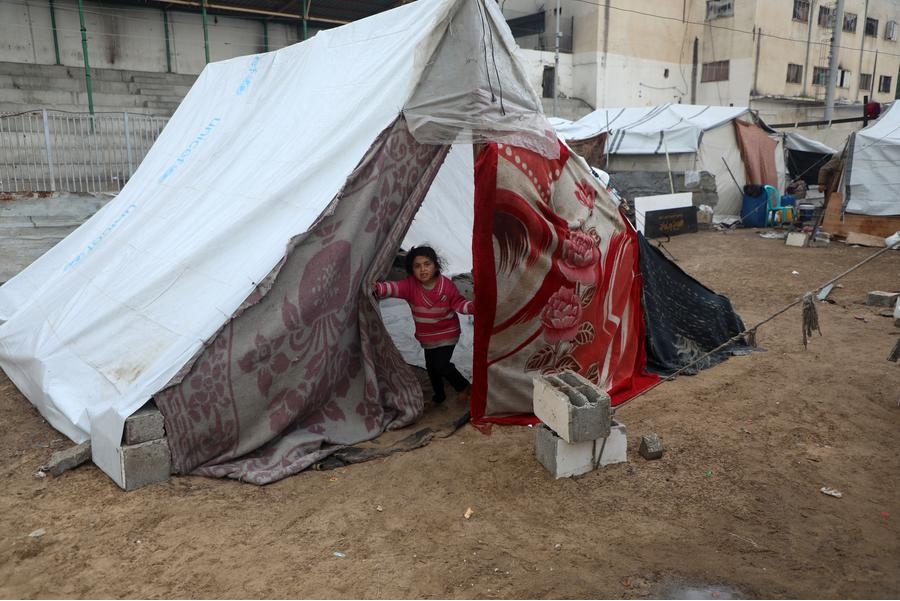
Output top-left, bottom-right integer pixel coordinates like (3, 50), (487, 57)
(372, 279), (411, 300)
(445, 279), (474, 315)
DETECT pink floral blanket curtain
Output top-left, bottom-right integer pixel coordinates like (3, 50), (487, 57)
(155, 118), (447, 483)
(470, 142), (659, 424)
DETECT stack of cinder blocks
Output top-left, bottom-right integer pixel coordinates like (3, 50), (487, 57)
(120, 402), (172, 491)
(532, 371), (626, 478)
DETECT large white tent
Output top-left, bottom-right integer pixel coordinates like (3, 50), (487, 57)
(554, 104), (787, 218)
(0, 0), (554, 486)
(845, 101), (900, 216)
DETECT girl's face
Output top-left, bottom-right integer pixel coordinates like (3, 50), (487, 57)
(411, 255), (437, 285)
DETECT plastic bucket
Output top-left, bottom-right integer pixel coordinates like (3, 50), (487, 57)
(797, 204), (815, 222)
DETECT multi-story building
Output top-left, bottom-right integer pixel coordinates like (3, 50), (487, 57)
(505, 0), (900, 132)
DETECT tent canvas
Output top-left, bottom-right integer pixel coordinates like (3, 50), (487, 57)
(554, 104), (787, 218)
(845, 101), (900, 216)
(0, 0), (750, 487)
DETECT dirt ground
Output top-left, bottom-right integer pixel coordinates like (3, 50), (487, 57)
(1, 229), (899, 599)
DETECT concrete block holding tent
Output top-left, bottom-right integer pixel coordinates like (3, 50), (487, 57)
(0, 0), (751, 489)
(554, 104), (787, 220)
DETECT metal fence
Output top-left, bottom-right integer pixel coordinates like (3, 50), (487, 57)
(0, 110), (168, 194)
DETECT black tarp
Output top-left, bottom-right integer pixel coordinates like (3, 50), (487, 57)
(639, 234), (752, 375)
(787, 149), (833, 186)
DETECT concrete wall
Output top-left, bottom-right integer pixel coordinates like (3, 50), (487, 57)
(0, 0), (313, 75)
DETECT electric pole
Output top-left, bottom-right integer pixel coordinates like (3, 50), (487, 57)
(824, 0), (845, 123)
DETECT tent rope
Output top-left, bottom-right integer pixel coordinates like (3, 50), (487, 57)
(614, 240), (899, 413)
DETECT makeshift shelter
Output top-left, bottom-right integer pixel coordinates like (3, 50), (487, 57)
(0, 0), (749, 487)
(554, 104), (787, 219)
(821, 102), (900, 237)
(843, 102), (900, 217)
(784, 132), (836, 188)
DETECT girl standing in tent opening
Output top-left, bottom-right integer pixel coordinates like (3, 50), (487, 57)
(373, 246), (473, 404)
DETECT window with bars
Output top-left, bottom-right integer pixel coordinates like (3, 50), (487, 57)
(884, 20), (897, 40)
(786, 63), (803, 83)
(701, 60), (730, 82)
(878, 75), (892, 93)
(859, 73), (873, 91)
(792, 0), (810, 22)
(818, 6), (835, 27)
(865, 17), (879, 36)
(843, 13), (857, 32)
(812, 66), (829, 86)
(706, 0), (734, 20)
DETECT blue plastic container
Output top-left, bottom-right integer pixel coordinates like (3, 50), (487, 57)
(741, 189), (768, 228)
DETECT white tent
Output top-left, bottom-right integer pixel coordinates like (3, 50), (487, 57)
(845, 102), (900, 216)
(0, 0), (554, 486)
(554, 104), (787, 218)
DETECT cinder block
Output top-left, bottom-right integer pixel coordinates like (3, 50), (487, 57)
(785, 232), (808, 247)
(534, 424), (595, 478)
(867, 291), (899, 307)
(124, 402), (165, 445)
(534, 420), (628, 478)
(595, 421), (628, 466)
(533, 371), (611, 443)
(639, 433), (664, 460)
(46, 440), (92, 476)
(123, 401), (166, 445)
(121, 439), (171, 491)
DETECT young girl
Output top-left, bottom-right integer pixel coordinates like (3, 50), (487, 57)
(373, 246), (473, 404)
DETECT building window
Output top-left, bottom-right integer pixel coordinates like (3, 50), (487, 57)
(701, 60), (730, 82)
(878, 75), (892, 93)
(812, 66), (829, 86)
(706, 0), (734, 20)
(865, 17), (878, 36)
(859, 73), (873, 91)
(818, 6), (835, 27)
(792, 0), (810, 22)
(786, 63), (803, 83)
(843, 13), (857, 33)
(885, 20), (897, 41)
(838, 68), (851, 88)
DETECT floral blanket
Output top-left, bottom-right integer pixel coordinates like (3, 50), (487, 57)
(470, 141), (659, 424)
(155, 118), (448, 483)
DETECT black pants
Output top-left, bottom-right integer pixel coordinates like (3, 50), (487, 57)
(423, 345), (469, 402)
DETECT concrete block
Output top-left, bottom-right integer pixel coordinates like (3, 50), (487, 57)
(639, 433), (664, 460)
(45, 441), (91, 476)
(785, 232), (808, 247)
(867, 291), (899, 307)
(595, 421), (628, 466)
(121, 439), (171, 491)
(534, 424), (594, 478)
(533, 371), (611, 443)
(534, 421), (628, 478)
(124, 403), (165, 445)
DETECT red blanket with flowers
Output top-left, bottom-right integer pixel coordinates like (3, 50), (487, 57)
(470, 141), (659, 424)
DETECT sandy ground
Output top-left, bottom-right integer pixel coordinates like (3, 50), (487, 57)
(1, 229), (899, 599)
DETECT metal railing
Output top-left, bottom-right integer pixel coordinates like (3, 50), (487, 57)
(0, 110), (168, 194)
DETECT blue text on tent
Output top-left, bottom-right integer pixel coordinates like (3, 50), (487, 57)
(158, 117), (223, 183)
(63, 203), (138, 273)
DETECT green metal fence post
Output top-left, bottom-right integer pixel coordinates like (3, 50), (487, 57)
(163, 8), (172, 73)
(201, 0), (210, 64)
(48, 0), (61, 65)
(76, 0), (94, 115)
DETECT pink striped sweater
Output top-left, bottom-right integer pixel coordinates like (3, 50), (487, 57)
(374, 275), (474, 349)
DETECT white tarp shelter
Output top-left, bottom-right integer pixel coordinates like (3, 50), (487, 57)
(845, 101), (900, 216)
(554, 104), (787, 218)
(0, 0), (553, 486)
